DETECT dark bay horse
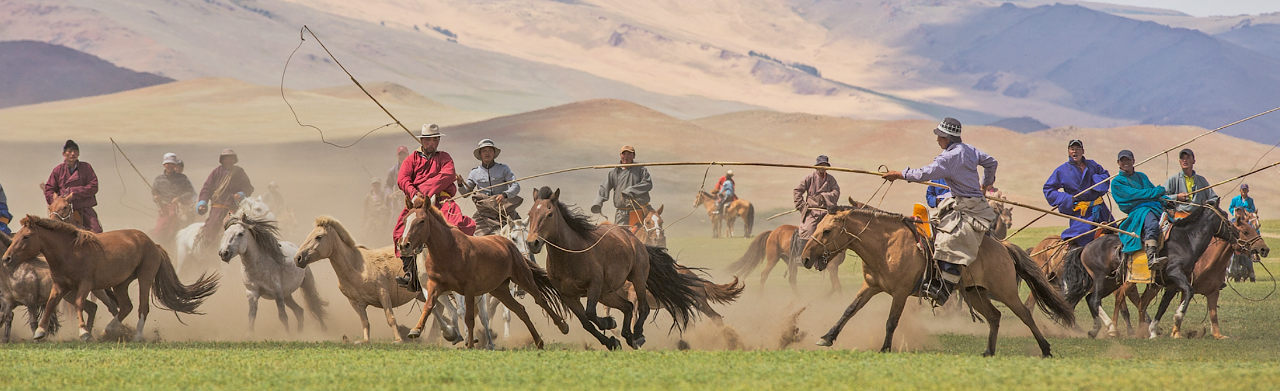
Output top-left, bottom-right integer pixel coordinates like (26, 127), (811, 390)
(802, 199), (1074, 357)
(525, 188), (704, 350)
(725, 225), (845, 296)
(695, 190), (754, 238)
(397, 196), (570, 349)
(1, 216), (219, 341)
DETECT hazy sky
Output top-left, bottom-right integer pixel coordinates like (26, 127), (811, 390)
(1099, 0), (1280, 17)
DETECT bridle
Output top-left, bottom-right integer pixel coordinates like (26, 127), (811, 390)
(49, 199), (74, 222)
(808, 219), (861, 265)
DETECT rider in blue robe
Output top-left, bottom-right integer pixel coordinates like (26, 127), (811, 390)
(1043, 139), (1113, 247)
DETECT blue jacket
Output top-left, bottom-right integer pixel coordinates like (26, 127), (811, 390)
(1043, 159), (1113, 245)
(1111, 171), (1168, 252)
(1230, 195), (1256, 216)
(925, 179), (950, 208)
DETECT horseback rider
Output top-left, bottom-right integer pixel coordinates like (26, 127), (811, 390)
(713, 170), (736, 215)
(792, 155), (840, 262)
(592, 145), (654, 229)
(882, 118), (998, 305)
(152, 153), (196, 240)
(197, 149), (254, 249)
(363, 178), (387, 240)
(386, 145), (410, 196)
(44, 139), (102, 233)
(925, 179), (950, 208)
(0, 182), (11, 235)
(460, 138), (523, 236)
(393, 124), (477, 291)
(1165, 148), (1219, 219)
(1230, 183), (1258, 227)
(1111, 150), (1170, 270)
(1043, 139), (1113, 247)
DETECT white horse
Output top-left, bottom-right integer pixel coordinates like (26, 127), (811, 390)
(219, 213), (327, 334)
(177, 197), (276, 277)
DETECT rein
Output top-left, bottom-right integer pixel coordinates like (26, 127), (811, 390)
(539, 224), (626, 254)
(809, 223), (862, 262)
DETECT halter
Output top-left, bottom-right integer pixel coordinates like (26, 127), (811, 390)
(50, 199), (74, 222)
(808, 221), (862, 264)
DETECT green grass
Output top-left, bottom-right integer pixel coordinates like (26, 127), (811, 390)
(4, 224), (1280, 390)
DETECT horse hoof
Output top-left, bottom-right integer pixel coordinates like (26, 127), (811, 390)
(815, 338), (833, 347)
(981, 351), (995, 357)
(631, 336), (646, 349)
(1087, 330), (1098, 339)
(598, 316), (617, 331)
(79, 330), (92, 342)
(1041, 352), (1054, 358)
(407, 329), (423, 339)
(557, 322), (570, 335)
(606, 337), (622, 351)
(1107, 330), (1120, 339)
(1214, 334), (1230, 340)
(32, 328), (46, 340)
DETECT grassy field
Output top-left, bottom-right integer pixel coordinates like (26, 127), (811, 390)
(2, 226), (1279, 390)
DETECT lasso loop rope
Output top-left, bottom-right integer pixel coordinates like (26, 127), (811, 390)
(539, 224), (626, 254)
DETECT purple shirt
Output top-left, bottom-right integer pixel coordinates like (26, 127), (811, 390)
(902, 142), (997, 198)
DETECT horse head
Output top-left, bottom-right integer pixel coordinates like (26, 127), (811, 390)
(524, 187), (563, 254)
(47, 193), (75, 223)
(1233, 209), (1270, 259)
(1, 216), (45, 268)
(637, 205), (667, 248)
(218, 213), (250, 263)
(801, 200), (863, 271)
(397, 195), (441, 257)
(296, 216), (349, 268)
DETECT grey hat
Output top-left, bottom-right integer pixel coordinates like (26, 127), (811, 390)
(1241, 183), (1249, 190)
(1179, 148), (1194, 158)
(473, 139), (501, 160)
(162, 153), (179, 165)
(933, 117), (962, 138)
(1117, 150), (1135, 161)
(418, 124), (443, 138)
(1068, 139), (1083, 148)
(815, 155), (830, 166)
(220, 148), (237, 157)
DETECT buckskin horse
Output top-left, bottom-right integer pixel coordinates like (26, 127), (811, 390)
(1, 216), (219, 342)
(801, 199), (1074, 357)
(724, 224), (846, 296)
(525, 187), (705, 350)
(695, 190), (754, 238)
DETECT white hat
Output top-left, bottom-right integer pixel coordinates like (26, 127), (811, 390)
(418, 124), (443, 138)
(473, 139), (501, 160)
(162, 153), (179, 165)
(726, 170), (733, 176)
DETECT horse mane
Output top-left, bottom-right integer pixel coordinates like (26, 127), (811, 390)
(0, 230), (10, 247)
(20, 215), (101, 249)
(314, 216), (356, 248)
(554, 200), (599, 238)
(835, 200), (909, 221)
(226, 215), (286, 264)
(421, 202), (457, 229)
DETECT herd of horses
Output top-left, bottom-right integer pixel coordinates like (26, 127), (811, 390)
(0, 183), (1266, 357)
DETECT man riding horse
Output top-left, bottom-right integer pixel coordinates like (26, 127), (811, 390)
(152, 153), (196, 242)
(196, 149), (254, 249)
(592, 145), (654, 232)
(460, 139), (523, 236)
(393, 124), (477, 291)
(1044, 139), (1113, 248)
(44, 140), (102, 233)
(713, 170), (736, 216)
(882, 118), (998, 305)
(792, 155), (839, 262)
(0, 182), (11, 235)
(1165, 148), (1219, 220)
(1111, 150), (1169, 270)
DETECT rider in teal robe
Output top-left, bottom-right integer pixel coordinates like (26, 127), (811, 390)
(1110, 150), (1171, 266)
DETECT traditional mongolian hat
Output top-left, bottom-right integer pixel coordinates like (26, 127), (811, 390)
(933, 117), (962, 139)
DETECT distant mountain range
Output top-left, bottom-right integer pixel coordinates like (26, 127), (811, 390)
(0, 40), (171, 108)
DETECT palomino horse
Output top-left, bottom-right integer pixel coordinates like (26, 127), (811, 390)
(801, 199), (1074, 357)
(694, 190), (754, 238)
(46, 193), (85, 231)
(724, 225), (846, 296)
(294, 216), (461, 344)
(398, 196), (570, 349)
(1, 216), (219, 341)
(525, 188), (704, 350)
(219, 214), (327, 333)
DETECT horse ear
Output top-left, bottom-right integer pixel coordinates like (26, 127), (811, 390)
(551, 188), (560, 202)
(848, 196), (856, 206)
(655, 204), (664, 215)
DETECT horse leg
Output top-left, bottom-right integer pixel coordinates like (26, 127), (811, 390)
(484, 294), (503, 340)
(107, 282), (133, 335)
(1149, 285), (1180, 339)
(463, 294), (479, 349)
(961, 288), (1003, 356)
(562, 292), (620, 350)
(350, 299), (372, 344)
(282, 295), (305, 333)
(33, 284), (64, 340)
(787, 255), (799, 295)
(628, 277), (650, 349)
(817, 284), (881, 346)
(1086, 280), (1113, 339)
(477, 294), (495, 349)
(246, 290), (261, 335)
(490, 286), (544, 349)
(73, 286), (92, 341)
(132, 277), (152, 342)
(1208, 290), (1228, 339)
(583, 282), (614, 331)
(1170, 280), (1194, 339)
(0, 300), (13, 343)
(1109, 286), (1128, 338)
(407, 280), (443, 339)
(992, 284), (1054, 358)
(827, 253), (845, 297)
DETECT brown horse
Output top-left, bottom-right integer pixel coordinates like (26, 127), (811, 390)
(695, 190), (754, 238)
(985, 189), (1012, 239)
(46, 192), (85, 230)
(802, 199), (1075, 357)
(397, 196), (570, 349)
(1025, 235), (1140, 334)
(724, 225), (846, 296)
(1, 216), (219, 341)
(295, 216), (460, 344)
(0, 232), (120, 343)
(525, 187), (704, 350)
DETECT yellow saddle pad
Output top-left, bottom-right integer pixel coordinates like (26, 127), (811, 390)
(912, 203), (933, 240)
(1127, 251), (1153, 284)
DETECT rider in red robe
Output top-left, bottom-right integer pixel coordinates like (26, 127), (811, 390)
(393, 124), (476, 290)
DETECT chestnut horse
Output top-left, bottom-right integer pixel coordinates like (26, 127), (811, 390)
(802, 199), (1074, 357)
(724, 225), (845, 296)
(397, 196), (570, 349)
(46, 192), (85, 231)
(694, 190), (754, 238)
(0, 232), (119, 342)
(1, 216), (219, 341)
(525, 188), (704, 350)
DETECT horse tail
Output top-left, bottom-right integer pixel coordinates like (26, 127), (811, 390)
(151, 245), (220, 315)
(299, 268), (329, 330)
(725, 230), (771, 275)
(27, 305), (59, 336)
(744, 203), (755, 238)
(509, 241), (567, 320)
(702, 276), (744, 305)
(1005, 241), (1076, 328)
(1059, 246), (1092, 308)
(644, 245), (703, 331)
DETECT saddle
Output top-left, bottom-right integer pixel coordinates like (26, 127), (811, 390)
(908, 203), (991, 292)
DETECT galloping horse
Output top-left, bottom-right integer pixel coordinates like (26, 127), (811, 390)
(1, 216), (219, 341)
(295, 216), (460, 344)
(694, 190), (754, 238)
(1026, 236), (1140, 334)
(525, 188), (704, 350)
(176, 197), (276, 277)
(0, 232), (119, 342)
(219, 214), (327, 333)
(724, 225), (846, 296)
(398, 196), (570, 349)
(802, 199), (1074, 357)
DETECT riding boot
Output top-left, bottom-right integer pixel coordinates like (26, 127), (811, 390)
(395, 255), (421, 292)
(1144, 239), (1166, 271)
(923, 260), (962, 306)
